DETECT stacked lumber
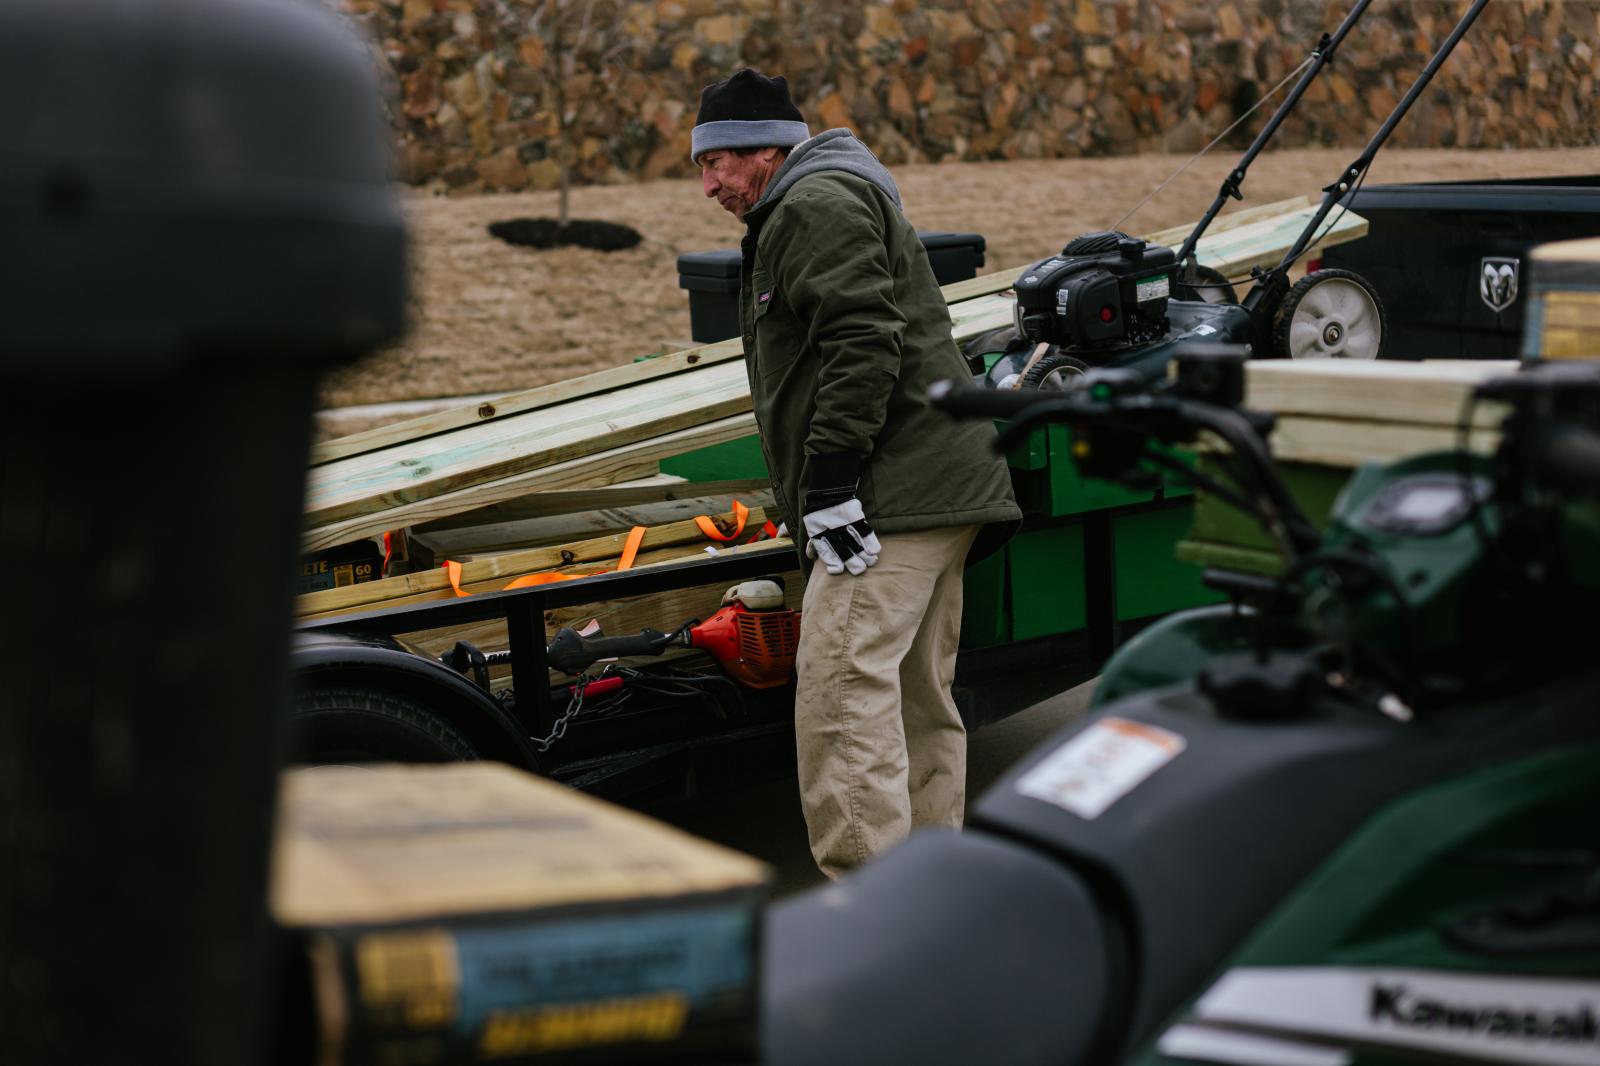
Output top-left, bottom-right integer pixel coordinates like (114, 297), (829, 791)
(1240, 358), (1515, 467)
(297, 505), (797, 675)
(304, 197), (1367, 558)
(1524, 236), (1600, 360)
(298, 507), (784, 624)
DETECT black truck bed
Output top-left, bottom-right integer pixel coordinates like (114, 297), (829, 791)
(1322, 174), (1600, 359)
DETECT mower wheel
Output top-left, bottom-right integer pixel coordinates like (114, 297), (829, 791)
(1174, 263), (1238, 305)
(1019, 348), (1091, 391)
(287, 685), (481, 764)
(1272, 268), (1386, 360)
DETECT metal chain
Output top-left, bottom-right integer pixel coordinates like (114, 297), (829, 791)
(533, 680), (586, 752)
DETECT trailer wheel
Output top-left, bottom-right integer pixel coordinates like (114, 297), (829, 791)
(287, 686), (481, 764)
(1271, 268), (1386, 360)
(1174, 264), (1238, 305)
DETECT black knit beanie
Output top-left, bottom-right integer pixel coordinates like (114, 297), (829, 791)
(691, 68), (809, 163)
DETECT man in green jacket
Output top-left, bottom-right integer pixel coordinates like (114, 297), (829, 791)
(693, 69), (1020, 878)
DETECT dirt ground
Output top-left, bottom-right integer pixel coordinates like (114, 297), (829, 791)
(317, 145), (1600, 417)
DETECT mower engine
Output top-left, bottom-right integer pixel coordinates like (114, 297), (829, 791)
(1013, 232), (1178, 352)
(687, 579), (801, 689)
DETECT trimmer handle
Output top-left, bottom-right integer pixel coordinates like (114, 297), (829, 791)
(546, 625), (683, 674)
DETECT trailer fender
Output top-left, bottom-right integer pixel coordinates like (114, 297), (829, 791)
(288, 630), (541, 770)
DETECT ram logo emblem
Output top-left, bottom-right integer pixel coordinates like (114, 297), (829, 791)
(1480, 257), (1519, 313)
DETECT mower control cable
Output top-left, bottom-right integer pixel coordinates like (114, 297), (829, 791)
(1172, 0), (1377, 266)
(1110, 54), (1314, 234)
(1265, 0), (1491, 281)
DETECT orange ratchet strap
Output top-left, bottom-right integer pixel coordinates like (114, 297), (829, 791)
(693, 499), (750, 543)
(443, 524), (647, 598)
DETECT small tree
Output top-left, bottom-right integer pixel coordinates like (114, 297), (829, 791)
(522, 0), (623, 226)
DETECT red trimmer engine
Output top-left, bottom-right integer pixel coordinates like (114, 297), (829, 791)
(687, 578), (801, 688)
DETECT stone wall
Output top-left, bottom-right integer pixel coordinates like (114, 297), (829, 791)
(334, 0), (1600, 193)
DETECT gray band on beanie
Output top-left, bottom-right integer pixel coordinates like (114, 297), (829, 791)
(691, 119), (810, 162)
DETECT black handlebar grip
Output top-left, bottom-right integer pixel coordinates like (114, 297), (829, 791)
(1534, 423), (1600, 497)
(928, 379), (1057, 419)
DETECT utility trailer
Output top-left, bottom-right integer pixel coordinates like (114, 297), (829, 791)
(291, 429), (1214, 800)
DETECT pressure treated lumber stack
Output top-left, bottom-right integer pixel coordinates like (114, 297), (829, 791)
(304, 197), (1368, 556)
(1524, 236), (1600, 360)
(1240, 358), (1515, 466)
(297, 505), (796, 675)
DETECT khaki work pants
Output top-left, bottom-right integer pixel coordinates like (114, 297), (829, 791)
(794, 524), (979, 879)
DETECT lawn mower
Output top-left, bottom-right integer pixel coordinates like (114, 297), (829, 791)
(758, 350), (1600, 1065)
(978, 0), (1490, 391)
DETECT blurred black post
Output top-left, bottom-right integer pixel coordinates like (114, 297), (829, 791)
(0, 1), (406, 1062)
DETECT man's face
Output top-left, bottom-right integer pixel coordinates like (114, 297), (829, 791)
(700, 147), (781, 221)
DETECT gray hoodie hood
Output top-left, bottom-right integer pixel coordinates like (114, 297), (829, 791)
(754, 127), (902, 212)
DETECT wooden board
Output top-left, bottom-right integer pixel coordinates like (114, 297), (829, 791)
(308, 338), (743, 467)
(303, 412), (758, 553)
(1260, 415), (1500, 468)
(933, 196), (1339, 303)
(412, 476), (768, 534)
(1187, 204), (1366, 282)
(306, 360), (751, 532)
(1533, 291), (1600, 360)
(410, 490), (776, 560)
(1244, 359), (1517, 427)
(297, 507), (777, 621)
(272, 762), (767, 926)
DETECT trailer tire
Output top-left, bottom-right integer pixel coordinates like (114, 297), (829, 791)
(287, 686), (481, 764)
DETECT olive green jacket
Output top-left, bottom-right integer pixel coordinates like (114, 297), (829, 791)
(737, 129), (1020, 563)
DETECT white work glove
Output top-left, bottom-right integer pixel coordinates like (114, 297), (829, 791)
(802, 453), (881, 576)
(806, 496), (883, 573)
(803, 496), (881, 576)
